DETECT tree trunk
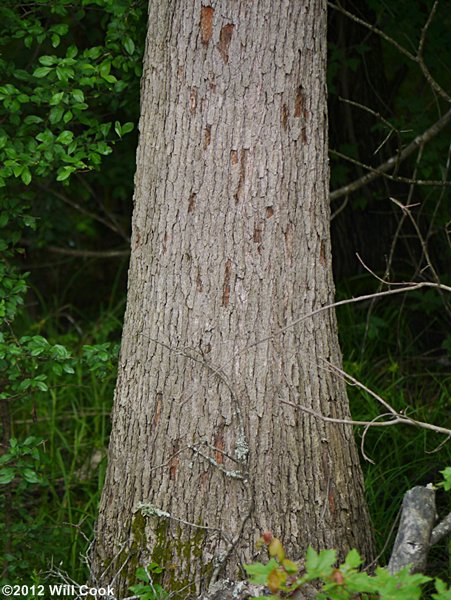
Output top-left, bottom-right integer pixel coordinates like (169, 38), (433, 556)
(91, 1), (374, 596)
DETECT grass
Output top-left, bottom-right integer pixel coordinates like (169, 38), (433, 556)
(336, 276), (451, 576)
(1, 274), (450, 588)
(1, 320), (116, 584)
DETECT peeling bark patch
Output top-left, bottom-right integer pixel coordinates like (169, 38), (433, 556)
(169, 441), (179, 480)
(134, 227), (141, 249)
(265, 206), (274, 218)
(281, 103), (288, 131)
(222, 259), (232, 307)
(153, 392), (163, 427)
(230, 149), (238, 165)
(189, 87), (198, 114)
(234, 149), (247, 203)
(214, 429), (224, 464)
(319, 240), (326, 266)
(253, 224), (262, 244)
(203, 125), (211, 149)
(188, 193), (196, 213)
(200, 6), (214, 45)
(295, 85), (305, 118)
(218, 23), (234, 64)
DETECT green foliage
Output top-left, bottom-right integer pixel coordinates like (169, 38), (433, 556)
(0, 0), (141, 189)
(129, 564), (169, 600)
(0, 437), (45, 485)
(438, 468), (451, 492)
(245, 535), (450, 599)
(0, 0), (144, 584)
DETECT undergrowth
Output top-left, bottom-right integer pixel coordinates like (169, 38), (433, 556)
(2, 274), (449, 589)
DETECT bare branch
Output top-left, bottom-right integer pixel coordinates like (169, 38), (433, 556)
(232, 281), (451, 364)
(327, 2), (415, 62)
(44, 245), (129, 258)
(328, 2), (450, 103)
(330, 109), (451, 200)
(281, 356), (451, 441)
(36, 183), (129, 241)
(281, 396), (451, 437)
(430, 511), (451, 546)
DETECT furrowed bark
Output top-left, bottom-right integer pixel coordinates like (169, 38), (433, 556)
(91, 1), (374, 596)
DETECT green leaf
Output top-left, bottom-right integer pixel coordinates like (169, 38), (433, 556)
(99, 61), (111, 78)
(439, 467), (451, 491)
(72, 89), (85, 103)
(244, 559), (279, 585)
(49, 106), (64, 124)
(50, 24), (69, 36)
(39, 55), (57, 66)
(33, 67), (52, 78)
(56, 166), (76, 181)
(114, 121), (122, 137)
(51, 34), (61, 48)
(24, 115), (44, 125)
(0, 454), (12, 465)
(343, 548), (362, 570)
(0, 468), (15, 484)
(124, 37), (135, 55)
(56, 130), (74, 145)
(99, 123), (111, 137)
(66, 45), (78, 59)
(121, 122), (134, 135)
(432, 578), (451, 599)
(21, 168), (32, 185)
(305, 547), (336, 578)
(50, 92), (65, 105)
(22, 469), (40, 484)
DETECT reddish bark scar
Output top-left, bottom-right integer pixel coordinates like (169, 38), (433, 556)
(265, 206), (274, 218)
(200, 6), (214, 45)
(169, 441), (179, 480)
(153, 392), (163, 427)
(253, 224), (262, 244)
(218, 23), (234, 64)
(230, 149), (238, 165)
(294, 85), (305, 118)
(281, 102), (288, 131)
(203, 125), (211, 149)
(320, 240), (326, 266)
(189, 87), (198, 114)
(188, 193), (196, 213)
(222, 259), (232, 307)
(214, 430), (224, 464)
(328, 488), (336, 514)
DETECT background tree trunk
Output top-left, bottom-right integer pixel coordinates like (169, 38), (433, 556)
(91, 1), (374, 596)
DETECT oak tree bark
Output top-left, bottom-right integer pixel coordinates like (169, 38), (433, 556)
(91, 1), (374, 596)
